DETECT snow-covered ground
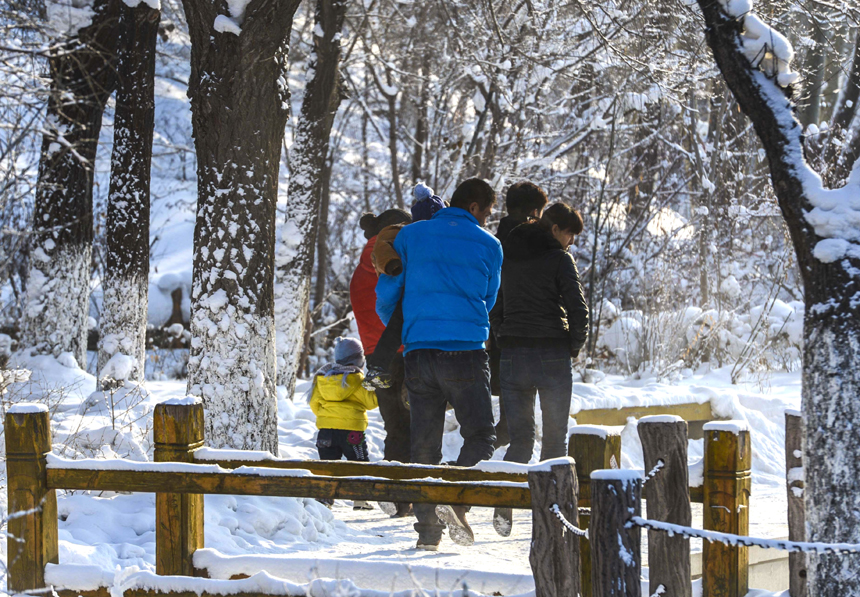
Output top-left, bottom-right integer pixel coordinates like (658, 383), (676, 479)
(2, 354), (796, 596)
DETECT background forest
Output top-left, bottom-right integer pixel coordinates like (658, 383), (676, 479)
(1, 0), (856, 386)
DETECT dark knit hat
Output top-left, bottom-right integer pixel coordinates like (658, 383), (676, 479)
(334, 337), (365, 368)
(359, 209), (412, 239)
(411, 195), (445, 222)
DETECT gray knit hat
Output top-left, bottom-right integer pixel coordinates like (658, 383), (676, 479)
(334, 337), (365, 368)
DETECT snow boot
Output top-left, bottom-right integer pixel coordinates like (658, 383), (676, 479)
(415, 542), (439, 551)
(353, 500), (374, 511)
(377, 501), (398, 516)
(436, 505), (474, 546)
(493, 507), (513, 537)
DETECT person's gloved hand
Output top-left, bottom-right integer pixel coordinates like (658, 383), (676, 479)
(363, 365), (393, 390)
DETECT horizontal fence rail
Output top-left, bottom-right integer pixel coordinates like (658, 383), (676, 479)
(46, 462), (532, 508)
(193, 448), (532, 482)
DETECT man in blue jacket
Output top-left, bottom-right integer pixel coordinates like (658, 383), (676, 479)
(377, 178), (503, 551)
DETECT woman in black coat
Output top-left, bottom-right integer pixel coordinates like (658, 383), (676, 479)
(489, 202), (589, 534)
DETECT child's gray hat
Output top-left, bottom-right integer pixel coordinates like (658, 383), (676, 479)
(334, 337), (365, 368)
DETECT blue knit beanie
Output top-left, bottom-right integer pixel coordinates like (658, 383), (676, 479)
(334, 337), (365, 368)
(411, 194), (445, 222)
(413, 183), (433, 201)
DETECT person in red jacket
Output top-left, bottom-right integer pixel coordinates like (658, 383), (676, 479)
(349, 208), (412, 518)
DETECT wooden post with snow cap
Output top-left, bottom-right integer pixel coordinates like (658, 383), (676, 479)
(638, 415), (692, 597)
(6, 404), (59, 592)
(569, 424), (622, 597)
(702, 421), (751, 597)
(785, 410), (807, 597)
(528, 457), (581, 597)
(154, 397), (205, 576)
(590, 469), (641, 597)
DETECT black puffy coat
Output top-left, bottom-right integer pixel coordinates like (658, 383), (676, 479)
(496, 214), (530, 244)
(490, 222), (589, 355)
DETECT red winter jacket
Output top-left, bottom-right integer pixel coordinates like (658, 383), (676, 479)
(350, 237), (386, 355)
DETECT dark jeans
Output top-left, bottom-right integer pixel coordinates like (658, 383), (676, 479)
(374, 352), (411, 464)
(500, 345), (573, 464)
(487, 334), (510, 447)
(405, 349), (495, 542)
(316, 428), (370, 462)
(367, 303), (403, 372)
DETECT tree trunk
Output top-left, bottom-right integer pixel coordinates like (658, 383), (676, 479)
(377, 67), (403, 209)
(799, 18), (826, 129)
(98, 0), (160, 384)
(695, 2), (860, 594)
(411, 53), (430, 183)
(312, 156), (332, 309)
(182, 0), (302, 453)
(21, 0), (119, 367)
(274, 0), (346, 396)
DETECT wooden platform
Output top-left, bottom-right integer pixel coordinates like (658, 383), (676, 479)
(572, 401), (724, 439)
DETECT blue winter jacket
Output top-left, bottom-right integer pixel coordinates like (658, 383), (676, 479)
(376, 207), (503, 353)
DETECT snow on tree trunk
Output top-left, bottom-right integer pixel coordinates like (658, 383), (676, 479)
(695, 1), (860, 594)
(181, 0), (302, 452)
(274, 0), (346, 395)
(21, 0), (119, 367)
(98, 0), (160, 384)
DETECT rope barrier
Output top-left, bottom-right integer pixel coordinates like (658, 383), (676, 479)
(628, 516), (860, 555)
(642, 459), (664, 486)
(550, 504), (589, 538)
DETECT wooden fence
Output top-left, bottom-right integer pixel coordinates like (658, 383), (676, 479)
(7, 402), (756, 597)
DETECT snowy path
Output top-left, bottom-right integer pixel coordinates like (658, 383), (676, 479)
(198, 503), (535, 594)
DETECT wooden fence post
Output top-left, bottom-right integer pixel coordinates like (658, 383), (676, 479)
(702, 422), (751, 597)
(638, 415), (692, 597)
(6, 405), (59, 593)
(528, 457), (581, 597)
(785, 410), (807, 597)
(591, 469), (641, 597)
(154, 399), (204, 576)
(569, 425), (622, 597)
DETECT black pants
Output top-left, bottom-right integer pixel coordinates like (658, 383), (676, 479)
(405, 348), (496, 543)
(373, 352), (411, 464)
(316, 428), (370, 462)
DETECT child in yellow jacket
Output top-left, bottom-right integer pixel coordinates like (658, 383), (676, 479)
(309, 337), (378, 509)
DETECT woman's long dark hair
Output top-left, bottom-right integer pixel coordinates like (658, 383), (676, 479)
(540, 203), (584, 235)
(358, 209), (412, 239)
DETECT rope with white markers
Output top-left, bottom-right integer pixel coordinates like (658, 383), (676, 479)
(642, 459), (664, 486)
(628, 516), (860, 555)
(551, 504), (589, 538)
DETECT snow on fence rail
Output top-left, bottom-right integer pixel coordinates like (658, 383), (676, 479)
(7, 401), (776, 597)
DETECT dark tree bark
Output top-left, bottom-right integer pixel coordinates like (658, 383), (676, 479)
(182, 0), (302, 452)
(695, 3), (860, 595)
(274, 0), (347, 395)
(312, 156), (332, 309)
(374, 66), (403, 208)
(21, 0), (120, 366)
(98, 0), (160, 384)
(411, 52), (430, 183)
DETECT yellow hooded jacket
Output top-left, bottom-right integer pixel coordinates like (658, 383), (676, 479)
(309, 372), (379, 431)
